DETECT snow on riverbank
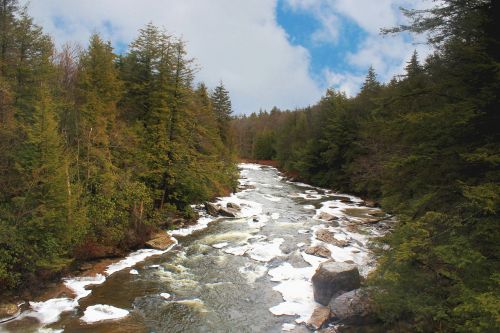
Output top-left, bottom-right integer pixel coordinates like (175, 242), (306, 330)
(6, 163), (261, 329)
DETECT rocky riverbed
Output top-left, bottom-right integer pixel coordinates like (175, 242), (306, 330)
(0, 163), (393, 333)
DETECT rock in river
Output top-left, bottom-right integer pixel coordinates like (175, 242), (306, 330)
(315, 229), (349, 247)
(312, 260), (361, 306)
(205, 202), (220, 216)
(0, 303), (19, 323)
(306, 305), (331, 330)
(204, 202), (239, 217)
(329, 288), (375, 325)
(218, 206), (239, 217)
(145, 233), (176, 250)
(317, 212), (339, 224)
(305, 245), (331, 258)
(226, 202), (241, 210)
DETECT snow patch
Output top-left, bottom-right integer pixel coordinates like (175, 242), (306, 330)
(27, 298), (76, 325)
(238, 163), (262, 170)
(238, 263), (268, 284)
(160, 293), (171, 300)
(263, 194), (281, 202)
(80, 304), (129, 323)
(169, 216), (215, 237)
(105, 248), (172, 276)
(247, 238), (284, 262)
(64, 274), (106, 301)
(212, 242), (229, 249)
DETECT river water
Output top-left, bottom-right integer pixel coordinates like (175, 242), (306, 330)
(1, 163), (390, 333)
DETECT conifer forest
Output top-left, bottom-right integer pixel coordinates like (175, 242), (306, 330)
(0, 0), (498, 332)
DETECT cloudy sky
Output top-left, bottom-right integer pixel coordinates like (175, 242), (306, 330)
(28, 0), (434, 114)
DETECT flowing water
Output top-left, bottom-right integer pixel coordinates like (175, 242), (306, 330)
(1, 164), (391, 333)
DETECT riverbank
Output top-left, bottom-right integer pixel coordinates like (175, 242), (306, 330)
(1, 163), (392, 332)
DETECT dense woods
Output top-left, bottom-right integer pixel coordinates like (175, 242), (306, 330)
(0, 0), (236, 294)
(233, 0), (499, 331)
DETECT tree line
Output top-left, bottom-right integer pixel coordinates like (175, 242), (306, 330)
(0, 0), (236, 294)
(233, 0), (499, 331)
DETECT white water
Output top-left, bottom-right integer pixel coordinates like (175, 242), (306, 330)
(1, 163), (389, 333)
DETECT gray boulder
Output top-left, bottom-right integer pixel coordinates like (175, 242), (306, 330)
(204, 202), (220, 216)
(316, 229), (349, 247)
(306, 305), (331, 330)
(328, 289), (375, 325)
(226, 202), (241, 210)
(218, 206), (239, 217)
(312, 260), (361, 306)
(305, 245), (331, 258)
(317, 212), (339, 224)
(145, 233), (176, 250)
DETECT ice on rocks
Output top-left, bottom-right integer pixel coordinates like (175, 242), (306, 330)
(212, 242), (229, 249)
(64, 274), (107, 300)
(282, 323), (296, 331)
(106, 248), (172, 276)
(238, 163), (262, 170)
(160, 293), (171, 300)
(238, 263), (268, 284)
(80, 304), (129, 323)
(247, 238), (284, 262)
(169, 216), (215, 237)
(26, 298), (77, 325)
(263, 194), (281, 202)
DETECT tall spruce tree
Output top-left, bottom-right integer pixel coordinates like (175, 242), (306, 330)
(211, 81), (233, 143)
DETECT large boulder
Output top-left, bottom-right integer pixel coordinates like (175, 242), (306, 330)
(306, 305), (331, 330)
(145, 233), (176, 250)
(316, 229), (349, 247)
(317, 212), (339, 224)
(305, 245), (331, 258)
(204, 202), (220, 216)
(312, 260), (361, 306)
(0, 303), (19, 323)
(204, 202), (239, 217)
(226, 202), (241, 210)
(328, 289), (375, 325)
(218, 206), (239, 217)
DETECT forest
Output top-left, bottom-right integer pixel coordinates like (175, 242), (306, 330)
(232, 1), (499, 331)
(0, 0), (237, 295)
(0, 0), (498, 331)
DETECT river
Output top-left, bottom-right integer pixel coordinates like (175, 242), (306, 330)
(1, 163), (391, 333)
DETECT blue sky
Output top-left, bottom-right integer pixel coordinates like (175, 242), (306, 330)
(276, 1), (369, 86)
(28, 0), (433, 114)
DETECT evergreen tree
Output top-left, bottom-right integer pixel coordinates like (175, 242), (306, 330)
(211, 81), (233, 143)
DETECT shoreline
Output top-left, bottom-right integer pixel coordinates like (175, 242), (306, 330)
(0, 166), (244, 326)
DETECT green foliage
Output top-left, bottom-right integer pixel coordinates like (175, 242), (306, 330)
(253, 131), (275, 160)
(0, 3), (237, 294)
(231, 1), (499, 330)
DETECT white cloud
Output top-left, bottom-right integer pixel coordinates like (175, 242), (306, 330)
(27, 0), (323, 114)
(333, 0), (400, 34)
(283, 0), (434, 95)
(323, 69), (364, 97)
(27, 0), (436, 113)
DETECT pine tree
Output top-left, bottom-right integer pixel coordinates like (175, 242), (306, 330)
(360, 66), (380, 94)
(211, 81), (233, 143)
(405, 50), (423, 77)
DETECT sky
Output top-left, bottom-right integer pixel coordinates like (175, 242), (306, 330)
(27, 0), (435, 115)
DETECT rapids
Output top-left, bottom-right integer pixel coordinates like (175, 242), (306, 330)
(1, 163), (390, 333)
